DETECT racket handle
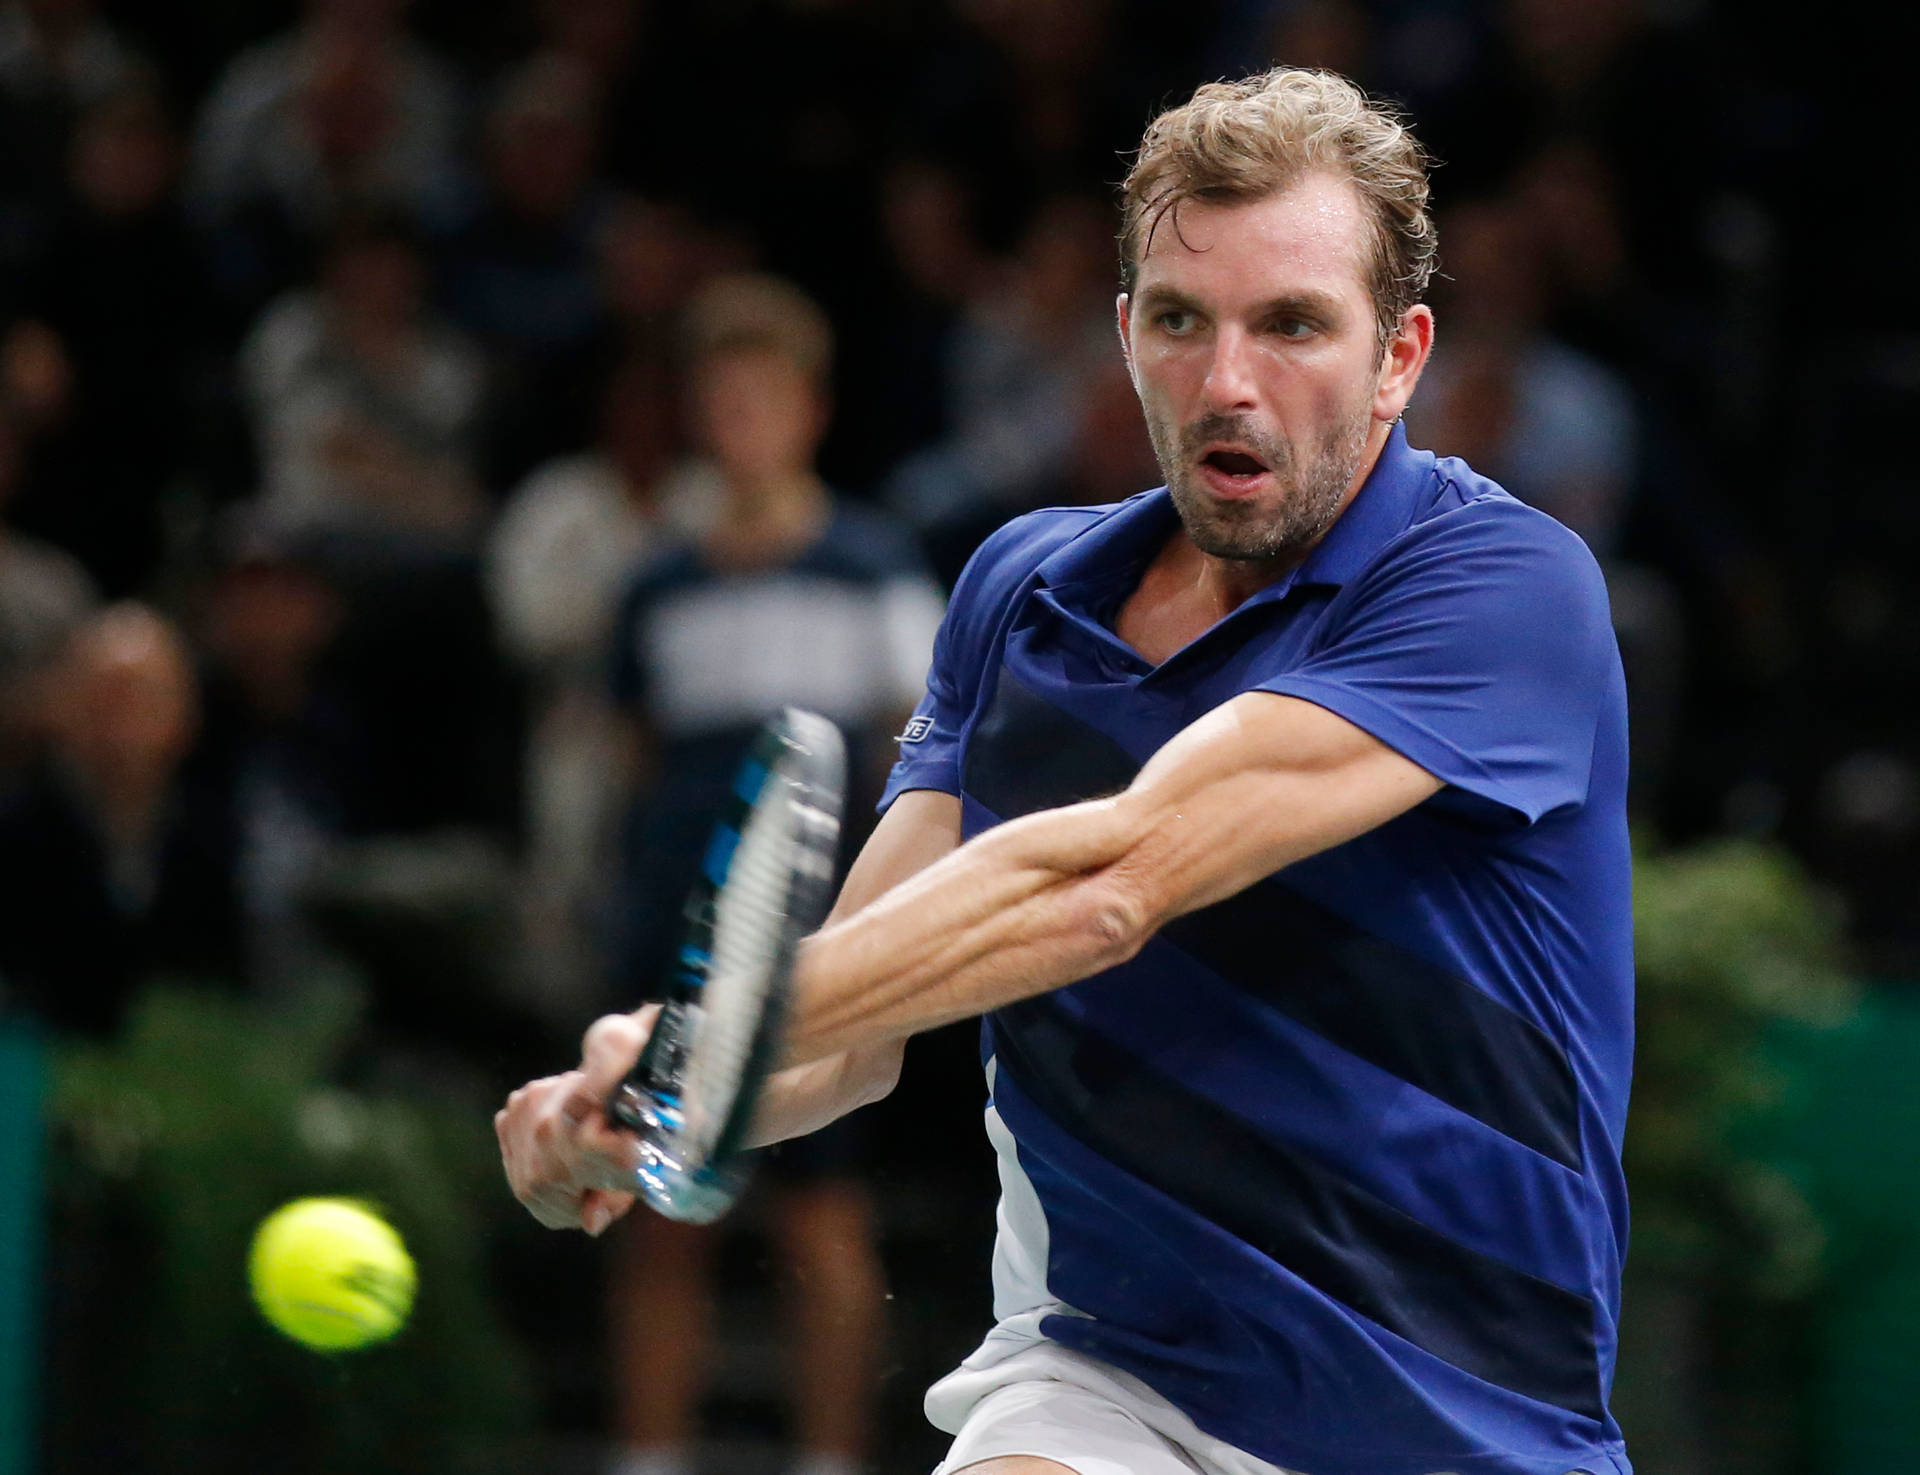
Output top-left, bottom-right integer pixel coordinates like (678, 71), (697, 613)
(605, 1002), (752, 1224)
(606, 999), (689, 1136)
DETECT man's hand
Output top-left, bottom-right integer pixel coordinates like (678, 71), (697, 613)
(495, 1007), (658, 1236)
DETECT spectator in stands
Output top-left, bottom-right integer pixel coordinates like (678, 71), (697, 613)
(1058, 352), (1162, 510)
(1204, 0), (1374, 86)
(1410, 194), (1640, 555)
(881, 188), (1118, 585)
(0, 400), (95, 773)
(0, 602), (240, 1036)
(186, 514), (353, 993)
(9, 79), (223, 594)
(1406, 191), (1682, 809)
(908, 0), (1161, 232)
(237, 202), (486, 545)
(0, 0), (142, 223)
(0, 310), (101, 760)
(527, 0), (661, 198)
(827, 156), (989, 501)
(234, 196), (515, 878)
(485, 347), (710, 1014)
(433, 50), (616, 490)
(603, 272), (944, 1475)
(185, 0), (461, 314)
(593, 192), (742, 356)
(533, 0), (642, 83)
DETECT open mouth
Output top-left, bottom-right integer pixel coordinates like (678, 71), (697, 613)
(1197, 447), (1273, 493)
(1203, 450), (1269, 476)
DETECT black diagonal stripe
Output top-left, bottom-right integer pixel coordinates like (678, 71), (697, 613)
(993, 995), (1604, 1420)
(1158, 897), (1582, 1170)
(962, 668), (1140, 816)
(962, 670), (1582, 1170)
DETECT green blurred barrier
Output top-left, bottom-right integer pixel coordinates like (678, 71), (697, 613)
(0, 1019), (42, 1475)
(1749, 984), (1920, 1475)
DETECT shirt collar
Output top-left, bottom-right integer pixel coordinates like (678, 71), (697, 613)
(1035, 421), (1436, 602)
(1291, 421), (1434, 590)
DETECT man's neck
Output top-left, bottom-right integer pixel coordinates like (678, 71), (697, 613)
(702, 470), (830, 571)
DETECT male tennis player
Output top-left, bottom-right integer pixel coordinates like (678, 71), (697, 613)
(500, 67), (1634, 1475)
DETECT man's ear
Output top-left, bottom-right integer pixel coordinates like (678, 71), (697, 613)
(1116, 292), (1139, 394)
(1373, 304), (1434, 424)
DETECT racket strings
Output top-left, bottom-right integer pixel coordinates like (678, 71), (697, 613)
(680, 770), (802, 1159)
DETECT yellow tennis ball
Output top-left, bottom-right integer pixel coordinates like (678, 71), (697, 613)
(247, 1197), (416, 1352)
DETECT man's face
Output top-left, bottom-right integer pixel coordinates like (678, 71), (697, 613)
(1119, 175), (1395, 568)
(691, 347), (826, 484)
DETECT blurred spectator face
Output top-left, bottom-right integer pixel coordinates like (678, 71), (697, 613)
(1405, 338), (1514, 471)
(1262, 0), (1371, 79)
(1434, 197), (1546, 336)
(1515, 141), (1627, 291)
(1070, 355), (1161, 502)
(70, 88), (179, 220)
(539, 0), (641, 73)
(965, 0), (1108, 76)
(596, 197), (707, 322)
(1015, 193), (1114, 332)
(1119, 175), (1396, 564)
(50, 605), (198, 788)
(487, 59), (600, 223)
(324, 230), (423, 335)
(689, 347), (827, 486)
(302, 36), (398, 174)
(880, 160), (983, 303)
(1504, 0), (1643, 88)
(1, 321), (74, 434)
(202, 559), (341, 718)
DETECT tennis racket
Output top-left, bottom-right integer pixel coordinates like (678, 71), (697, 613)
(607, 707), (846, 1223)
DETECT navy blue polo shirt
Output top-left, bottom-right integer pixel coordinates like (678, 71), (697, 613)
(882, 426), (1635, 1475)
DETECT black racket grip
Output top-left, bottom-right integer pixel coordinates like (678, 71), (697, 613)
(606, 999), (692, 1134)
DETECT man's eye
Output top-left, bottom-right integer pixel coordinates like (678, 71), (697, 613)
(1155, 310), (1195, 334)
(1273, 318), (1315, 339)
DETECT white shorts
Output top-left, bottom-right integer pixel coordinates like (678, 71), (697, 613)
(927, 1339), (1306, 1475)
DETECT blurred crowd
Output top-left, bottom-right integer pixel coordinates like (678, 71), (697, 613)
(4, 0), (1902, 1041)
(0, 0), (1908, 1468)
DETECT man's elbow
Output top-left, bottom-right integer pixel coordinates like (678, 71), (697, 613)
(1072, 874), (1156, 972)
(853, 1039), (907, 1109)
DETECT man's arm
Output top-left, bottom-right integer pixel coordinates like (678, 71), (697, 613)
(496, 788), (961, 1233)
(499, 692), (1434, 1233)
(741, 786), (959, 1144)
(783, 689), (1441, 1065)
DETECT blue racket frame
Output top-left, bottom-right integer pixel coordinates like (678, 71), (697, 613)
(607, 708), (845, 1222)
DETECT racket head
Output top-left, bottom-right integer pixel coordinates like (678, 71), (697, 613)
(607, 707), (845, 1222)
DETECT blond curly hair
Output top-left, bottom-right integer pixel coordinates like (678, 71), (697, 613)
(1121, 68), (1437, 345)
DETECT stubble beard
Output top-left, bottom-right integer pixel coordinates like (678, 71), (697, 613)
(1150, 400), (1374, 569)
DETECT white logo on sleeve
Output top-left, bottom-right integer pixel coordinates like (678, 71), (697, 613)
(898, 715), (935, 744)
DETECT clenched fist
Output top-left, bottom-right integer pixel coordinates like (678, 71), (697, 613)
(495, 1007), (658, 1235)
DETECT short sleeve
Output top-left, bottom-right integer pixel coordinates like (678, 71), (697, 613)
(1256, 500), (1620, 824)
(878, 514), (1057, 810)
(878, 590), (973, 808)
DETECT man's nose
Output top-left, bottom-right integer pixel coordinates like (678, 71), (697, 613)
(1200, 327), (1259, 413)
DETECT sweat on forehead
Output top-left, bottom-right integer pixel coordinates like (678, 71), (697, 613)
(1130, 175), (1375, 295)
